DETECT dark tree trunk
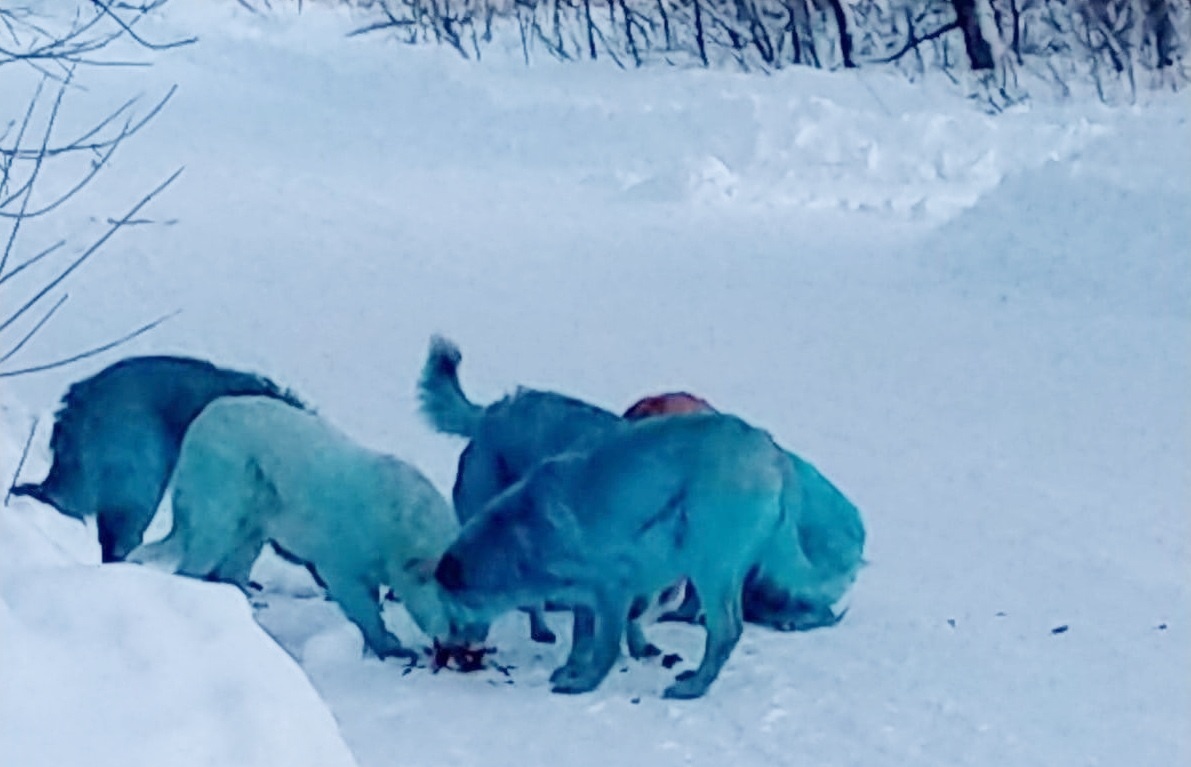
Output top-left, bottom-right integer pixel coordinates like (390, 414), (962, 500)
(823, 0), (856, 67)
(1009, 0), (1022, 64)
(693, 0), (709, 66)
(583, 0), (597, 59)
(951, 0), (996, 69)
(1144, 0), (1177, 67)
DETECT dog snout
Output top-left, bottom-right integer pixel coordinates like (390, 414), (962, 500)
(435, 552), (465, 592)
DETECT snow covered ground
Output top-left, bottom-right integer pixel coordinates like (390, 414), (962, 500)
(2, 3), (1188, 766)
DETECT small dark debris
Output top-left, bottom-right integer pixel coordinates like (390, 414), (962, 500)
(631, 697), (641, 705)
(620, 667), (629, 673)
(430, 639), (495, 673)
(1157, 623), (1168, 631)
(661, 653), (682, 669)
(1051, 625), (1069, 635)
(402, 666), (413, 676)
(995, 612), (1006, 617)
(947, 618), (956, 628)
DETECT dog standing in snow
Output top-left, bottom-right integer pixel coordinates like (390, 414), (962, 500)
(622, 394), (864, 632)
(420, 337), (863, 639)
(130, 396), (484, 660)
(436, 412), (802, 699)
(11, 355), (304, 563)
(417, 336), (623, 645)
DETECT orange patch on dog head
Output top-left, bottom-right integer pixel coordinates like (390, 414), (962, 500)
(623, 392), (716, 420)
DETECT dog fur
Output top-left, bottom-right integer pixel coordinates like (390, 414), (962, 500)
(417, 336), (623, 645)
(11, 355), (304, 562)
(436, 412), (804, 699)
(130, 396), (481, 660)
(621, 395), (864, 631)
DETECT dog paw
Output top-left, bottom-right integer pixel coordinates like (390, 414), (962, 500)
(550, 671), (601, 695)
(549, 663), (581, 685)
(549, 662), (604, 694)
(663, 672), (709, 700)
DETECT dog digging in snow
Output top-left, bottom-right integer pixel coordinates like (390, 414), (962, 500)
(436, 412), (829, 699)
(11, 355), (305, 562)
(130, 396), (487, 662)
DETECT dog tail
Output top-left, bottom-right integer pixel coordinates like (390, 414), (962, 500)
(418, 336), (484, 438)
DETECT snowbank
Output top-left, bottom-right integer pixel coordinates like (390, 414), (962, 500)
(0, 396), (359, 767)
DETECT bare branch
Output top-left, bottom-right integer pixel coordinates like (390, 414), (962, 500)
(0, 309), (180, 379)
(0, 167), (184, 338)
(4, 417), (38, 507)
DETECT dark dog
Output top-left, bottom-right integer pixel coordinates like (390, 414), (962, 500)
(418, 336), (622, 644)
(11, 355), (304, 562)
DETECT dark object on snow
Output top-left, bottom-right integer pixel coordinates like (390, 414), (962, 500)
(11, 355), (304, 562)
(947, 618), (957, 628)
(661, 653), (683, 669)
(1157, 623), (1168, 631)
(430, 638), (493, 673)
(1051, 625), (1069, 635)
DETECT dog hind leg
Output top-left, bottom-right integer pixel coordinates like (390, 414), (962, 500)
(626, 596), (661, 659)
(525, 605), (557, 644)
(664, 576), (744, 700)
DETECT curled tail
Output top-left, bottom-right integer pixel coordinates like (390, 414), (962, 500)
(417, 336), (483, 438)
(742, 451), (865, 632)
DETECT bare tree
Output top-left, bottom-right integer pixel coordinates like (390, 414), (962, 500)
(951, 0), (996, 68)
(0, 2), (191, 378)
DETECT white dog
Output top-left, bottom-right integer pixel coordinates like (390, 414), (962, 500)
(132, 396), (481, 660)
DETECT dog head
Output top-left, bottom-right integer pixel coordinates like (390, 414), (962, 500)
(399, 558), (490, 649)
(435, 458), (584, 611)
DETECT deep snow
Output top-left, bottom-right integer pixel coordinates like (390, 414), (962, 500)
(1, 2), (1188, 766)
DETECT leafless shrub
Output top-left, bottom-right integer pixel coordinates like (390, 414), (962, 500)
(0, 1), (191, 378)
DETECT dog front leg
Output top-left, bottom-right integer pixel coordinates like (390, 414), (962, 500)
(326, 575), (418, 662)
(551, 591), (628, 695)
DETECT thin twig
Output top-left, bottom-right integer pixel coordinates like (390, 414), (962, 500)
(88, 0), (197, 51)
(0, 292), (68, 365)
(4, 417), (38, 507)
(0, 167), (183, 338)
(0, 309), (179, 378)
(0, 240), (65, 288)
(872, 20), (959, 64)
